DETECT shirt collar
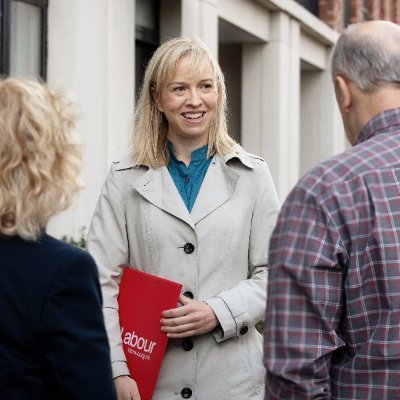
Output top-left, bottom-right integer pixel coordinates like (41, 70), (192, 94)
(167, 140), (209, 163)
(114, 142), (256, 171)
(357, 107), (400, 145)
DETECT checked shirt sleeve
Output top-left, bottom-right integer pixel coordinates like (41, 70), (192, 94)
(264, 184), (347, 399)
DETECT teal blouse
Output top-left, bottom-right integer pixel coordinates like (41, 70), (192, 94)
(167, 141), (212, 212)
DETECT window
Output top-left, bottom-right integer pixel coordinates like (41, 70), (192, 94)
(363, 0), (369, 20)
(0, 0), (47, 79)
(294, 0), (319, 17)
(344, 0), (351, 27)
(135, 0), (159, 100)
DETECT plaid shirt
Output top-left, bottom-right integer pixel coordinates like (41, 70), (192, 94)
(264, 108), (400, 399)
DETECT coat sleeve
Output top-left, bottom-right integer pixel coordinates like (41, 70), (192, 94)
(206, 161), (280, 341)
(41, 250), (116, 399)
(86, 164), (130, 378)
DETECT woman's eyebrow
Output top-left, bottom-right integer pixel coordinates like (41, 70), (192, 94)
(169, 78), (214, 85)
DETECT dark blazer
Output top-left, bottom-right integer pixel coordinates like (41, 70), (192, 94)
(0, 234), (116, 399)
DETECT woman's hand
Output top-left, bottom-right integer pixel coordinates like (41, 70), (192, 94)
(114, 375), (141, 400)
(160, 294), (218, 338)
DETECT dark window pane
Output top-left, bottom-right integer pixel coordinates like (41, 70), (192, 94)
(294, 0), (319, 16)
(344, 0), (351, 26)
(135, 0), (159, 44)
(135, 40), (157, 101)
(363, 0), (369, 19)
(135, 0), (160, 99)
(136, 0), (158, 32)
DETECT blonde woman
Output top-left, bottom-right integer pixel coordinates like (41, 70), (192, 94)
(0, 78), (116, 400)
(88, 36), (280, 400)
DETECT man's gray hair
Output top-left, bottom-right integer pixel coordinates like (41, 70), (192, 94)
(331, 23), (400, 91)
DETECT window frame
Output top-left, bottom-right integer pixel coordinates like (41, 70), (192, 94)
(0, 0), (48, 79)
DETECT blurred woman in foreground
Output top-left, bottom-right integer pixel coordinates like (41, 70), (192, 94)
(0, 78), (116, 400)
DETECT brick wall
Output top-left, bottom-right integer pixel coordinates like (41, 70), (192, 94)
(394, 0), (400, 22)
(369, 0), (381, 19)
(382, 0), (392, 19)
(351, 0), (364, 22)
(319, 0), (345, 31)
(318, 0), (400, 31)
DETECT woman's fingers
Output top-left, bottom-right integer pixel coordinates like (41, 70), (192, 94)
(161, 300), (218, 337)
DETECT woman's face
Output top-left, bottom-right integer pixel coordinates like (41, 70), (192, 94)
(156, 55), (218, 146)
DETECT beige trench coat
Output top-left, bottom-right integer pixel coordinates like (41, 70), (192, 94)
(87, 146), (280, 400)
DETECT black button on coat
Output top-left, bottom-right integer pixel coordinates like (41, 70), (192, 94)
(239, 325), (249, 335)
(183, 243), (195, 254)
(183, 290), (194, 299)
(182, 339), (193, 351)
(181, 387), (192, 398)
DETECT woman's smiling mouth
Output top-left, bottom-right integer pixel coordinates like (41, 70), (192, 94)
(182, 112), (205, 120)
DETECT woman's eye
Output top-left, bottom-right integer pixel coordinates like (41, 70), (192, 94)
(202, 83), (213, 89)
(173, 86), (185, 92)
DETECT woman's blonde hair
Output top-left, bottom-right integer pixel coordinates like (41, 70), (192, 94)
(0, 78), (82, 241)
(132, 36), (236, 168)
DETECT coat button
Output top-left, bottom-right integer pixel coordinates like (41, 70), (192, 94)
(183, 243), (195, 254)
(239, 325), (248, 335)
(182, 339), (193, 351)
(183, 291), (194, 299)
(181, 387), (192, 398)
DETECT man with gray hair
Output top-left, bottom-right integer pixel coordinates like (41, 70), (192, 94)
(264, 20), (400, 399)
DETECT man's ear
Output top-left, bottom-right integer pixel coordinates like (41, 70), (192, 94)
(334, 75), (352, 114)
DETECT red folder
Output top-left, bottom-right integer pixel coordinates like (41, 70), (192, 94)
(118, 267), (182, 400)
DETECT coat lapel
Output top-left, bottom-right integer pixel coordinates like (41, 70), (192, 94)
(190, 156), (240, 225)
(132, 166), (195, 230)
(130, 146), (251, 228)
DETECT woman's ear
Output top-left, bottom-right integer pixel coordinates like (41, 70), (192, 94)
(334, 75), (352, 114)
(152, 88), (163, 112)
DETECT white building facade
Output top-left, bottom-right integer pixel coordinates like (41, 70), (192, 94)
(41, 0), (344, 240)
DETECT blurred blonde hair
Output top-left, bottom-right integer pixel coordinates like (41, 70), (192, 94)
(0, 78), (82, 241)
(132, 36), (236, 168)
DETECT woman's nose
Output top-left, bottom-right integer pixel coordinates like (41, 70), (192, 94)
(186, 88), (202, 106)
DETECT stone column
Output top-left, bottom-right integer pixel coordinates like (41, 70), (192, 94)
(242, 12), (301, 200)
(47, 0), (134, 238)
(181, 0), (218, 57)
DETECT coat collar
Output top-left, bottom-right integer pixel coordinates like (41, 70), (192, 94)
(117, 145), (252, 228)
(114, 144), (254, 171)
(190, 156), (239, 225)
(222, 144), (255, 169)
(133, 166), (195, 228)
